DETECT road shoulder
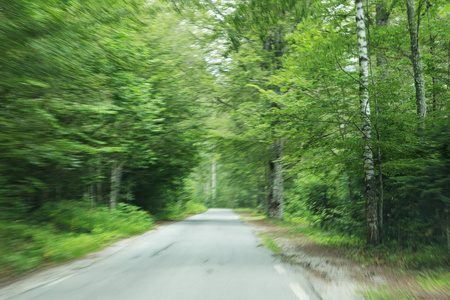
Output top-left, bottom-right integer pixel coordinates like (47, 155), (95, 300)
(235, 210), (450, 300)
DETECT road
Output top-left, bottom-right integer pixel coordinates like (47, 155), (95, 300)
(5, 209), (320, 300)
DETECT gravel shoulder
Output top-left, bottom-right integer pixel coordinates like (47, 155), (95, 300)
(237, 212), (450, 300)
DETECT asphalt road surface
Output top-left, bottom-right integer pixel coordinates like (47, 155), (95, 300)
(6, 209), (321, 300)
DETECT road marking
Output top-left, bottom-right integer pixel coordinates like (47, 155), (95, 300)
(290, 282), (310, 300)
(274, 264), (286, 275)
(46, 275), (72, 287)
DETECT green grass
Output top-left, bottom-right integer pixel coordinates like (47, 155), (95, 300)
(284, 224), (364, 248)
(233, 208), (266, 221)
(365, 287), (415, 300)
(417, 269), (450, 292)
(0, 202), (153, 279)
(363, 271), (450, 300)
(182, 200), (208, 216)
(241, 215), (267, 221)
(235, 208), (449, 298)
(268, 218), (449, 269)
(285, 216), (309, 225)
(236, 208), (449, 269)
(257, 233), (283, 254)
(233, 208), (256, 214)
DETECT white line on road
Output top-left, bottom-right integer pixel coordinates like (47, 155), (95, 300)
(273, 264), (286, 275)
(46, 275), (72, 287)
(290, 282), (310, 300)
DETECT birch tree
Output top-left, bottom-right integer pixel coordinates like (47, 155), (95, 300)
(356, 0), (380, 245)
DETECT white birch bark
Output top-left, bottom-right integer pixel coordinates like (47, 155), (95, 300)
(356, 0), (380, 245)
(406, 0), (427, 118)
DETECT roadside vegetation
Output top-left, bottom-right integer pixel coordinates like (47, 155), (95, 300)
(1, 0), (449, 296)
(0, 0), (209, 284)
(0, 202), (152, 281)
(236, 209), (450, 299)
(0, 200), (207, 284)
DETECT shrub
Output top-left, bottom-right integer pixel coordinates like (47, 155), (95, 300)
(0, 201), (153, 278)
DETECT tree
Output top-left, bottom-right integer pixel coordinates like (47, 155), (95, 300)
(0, 0), (208, 218)
(356, 0), (380, 245)
(406, 0), (427, 118)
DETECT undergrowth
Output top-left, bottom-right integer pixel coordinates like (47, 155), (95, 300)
(364, 270), (450, 300)
(238, 208), (449, 269)
(182, 200), (208, 216)
(0, 202), (153, 279)
(257, 233), (282, 254)
(237, 208), (450, 299)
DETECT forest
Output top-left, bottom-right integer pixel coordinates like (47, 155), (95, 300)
(0, 0), (449, 280)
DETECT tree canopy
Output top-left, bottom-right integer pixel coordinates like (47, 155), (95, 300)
(1, 0), (449, 252)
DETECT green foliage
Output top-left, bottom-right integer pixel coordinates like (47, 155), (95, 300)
(235, 208), (267, 221)
(1, 0), (449, 283)
(258, 212), (449, 269)
(0, 0), (209, 223)
(183, 201), (208, 215)
(365, 270), (450, 300)
(365, 287), (414, 300)
(0, 202), (152, 276)
(417, 270), (450, 292)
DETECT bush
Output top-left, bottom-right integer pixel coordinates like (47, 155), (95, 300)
(183, 200), (208, 215)
(0, 201), (153, 278)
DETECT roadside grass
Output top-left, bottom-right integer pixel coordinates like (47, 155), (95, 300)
(1, 200), (209, 284)
(181, 200), (208, 217)
(365, 287), (415, 300)
(233, 208), (266, 221)
(0, 202), (153, 283)
(363, 268), (450, 300)
(235, 208), (450, 300)
(233, 208), (254, 213)
(155, 200), (208, 220)
(417, 269), (450, 292)
(364, 269), (450, 300)
(265, 215), (449, 270)
(257, 233), (283, 254)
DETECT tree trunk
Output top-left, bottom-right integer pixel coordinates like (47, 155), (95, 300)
(204, 182), (210, 205)
(211, 160), (217, 206)
(257, 173), (267, 213)
(375, 0), (390, 234)
(406, 0), (427, 118)
(426, 0), (438, 111)
(377, 147), (384, 231)
(267, 139), (284, 219)
(356, 0), (380, 245)
(109, 161), (123, 210)
(447, 209), (450, 250)
(88, 184), (95, 207)
(95, 157), (104, 204)
(376, 0), (390, 67)
(96, 177), (103, 204)
(265, 29), (285, 220)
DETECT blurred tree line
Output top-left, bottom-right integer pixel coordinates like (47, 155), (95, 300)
(0, 0), (211, 219)
(182, 0), (450, 250)
(1, 0), (449, 253)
